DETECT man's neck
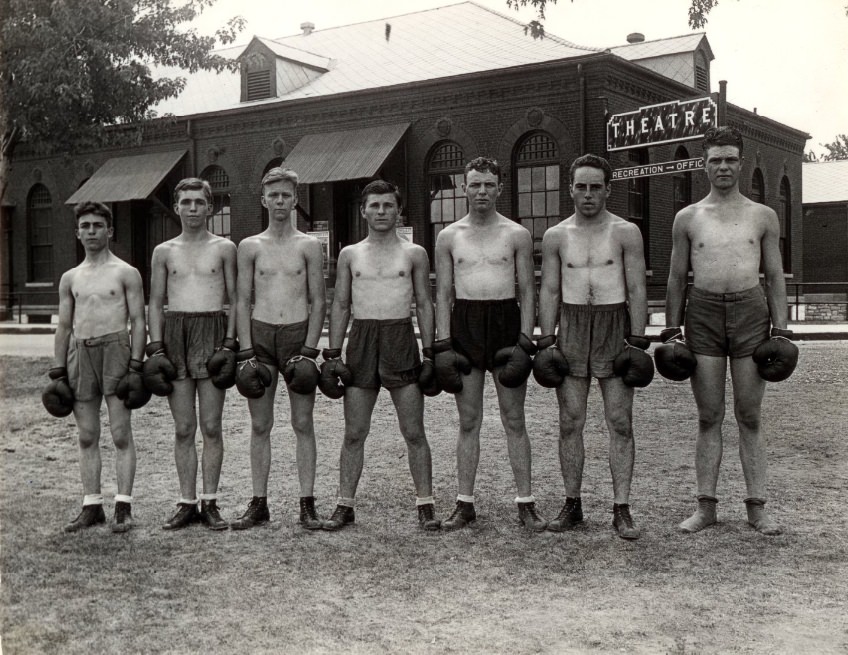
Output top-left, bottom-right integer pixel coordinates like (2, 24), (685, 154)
(180, 226), (212, 241)
(267, 220), (297, 239)
(83, 248), (112, 266)
(366, 229), (400, 245)
(467, 208), (498, 225)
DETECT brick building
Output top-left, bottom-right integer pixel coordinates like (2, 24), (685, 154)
(1, 2), (809, 320)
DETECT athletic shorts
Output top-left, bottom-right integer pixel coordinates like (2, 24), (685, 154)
(451, 298), (521, 372)
(560, 302), (629, 379)
(684, 285), (770, 358)
(67, 330), (131, 401)
(163, 311), (226, 380)
(251, 318), (308, 369)
(346, 317), (421, 390)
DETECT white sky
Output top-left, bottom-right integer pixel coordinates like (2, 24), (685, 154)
(193, 0), (848, 156)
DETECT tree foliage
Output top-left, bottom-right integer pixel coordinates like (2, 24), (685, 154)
(804, 134), (848, 162)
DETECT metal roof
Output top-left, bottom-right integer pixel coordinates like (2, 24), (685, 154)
(803, 160), (848, 204)
(283, 123), (410, 184)
(65, 150), (186, 204)
(610, 33), (713, 62)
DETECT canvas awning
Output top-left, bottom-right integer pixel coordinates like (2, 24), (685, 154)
(282, 123), (409, 184)
(65, 150), (187, 204)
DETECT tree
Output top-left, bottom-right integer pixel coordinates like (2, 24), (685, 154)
(0, 0), (245, 202)
(803, 135), (848, 162)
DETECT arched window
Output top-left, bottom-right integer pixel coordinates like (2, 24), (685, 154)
(751, 168), (765, 204)
(672, 146), (692, 216)
(200, 165), (231, 239)
(627, 150), (650, 264)
(515, 132), (560, 261)
(27, 184), (53, 282)
(427, 141), (465, 244)
(778, 177), (791, 271)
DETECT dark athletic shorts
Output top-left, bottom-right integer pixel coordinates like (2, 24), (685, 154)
(163, 310), (226, 380)
(346, 317), (421, 390)
(67, 330), (131, 401)
(685, 285), (770, 358)
(451, 298), (521, 372)
(560, 302), (629, 379)
(251, 318), (308, 370)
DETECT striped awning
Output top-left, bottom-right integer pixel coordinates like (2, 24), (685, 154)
(282, 123), (409, 184)
(66, 150), (186, 204)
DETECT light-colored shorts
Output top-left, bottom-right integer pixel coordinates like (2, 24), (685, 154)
(67, 330), (131, 401)
(685, 286), (770, 358)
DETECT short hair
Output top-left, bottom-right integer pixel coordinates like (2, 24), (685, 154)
(261, 167), (299, 192)
(360, 179), (402, 209)
(73, 201), (113, 228)
(702, 126), (744, 158)
(174, 177), (213, 205)
(464, 156), (501, 182)
(569, 154), (613, 186)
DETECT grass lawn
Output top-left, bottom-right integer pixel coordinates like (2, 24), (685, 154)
(1, 342), (847, 654)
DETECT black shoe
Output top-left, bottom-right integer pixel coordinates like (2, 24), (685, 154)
(443, 500), (476, 531)
(299, 496), (324, 530)
(517, 501), (548, 532)
(547, 497), (583, 532)
(323, 505), (355, 531)
(200, 499), (229, 531)
(417, 503), (441, 531)
(613, 503), (640, 540)
(162, 503), (199, 530)
(64, 504), (106, 533)
(111, 501), (134, 534)
(231, 497), (270, 530)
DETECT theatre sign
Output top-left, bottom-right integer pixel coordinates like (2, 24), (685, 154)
(607, 97), (717, 151)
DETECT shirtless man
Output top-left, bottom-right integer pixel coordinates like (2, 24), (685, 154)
(229, 167), (327, 530)
(434, 157), (547, 532)
(45, 201), (146, 533)
(537, 154), (653, 540)
(321, 180), (440, 531)
(663, 126), (795, 535)
(147, 178), (237, 530)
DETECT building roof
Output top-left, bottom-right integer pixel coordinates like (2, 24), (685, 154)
(610, 33), (712, 62)
(803, 160), (848, 204)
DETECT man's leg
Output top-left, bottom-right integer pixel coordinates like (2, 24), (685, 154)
(729, 357), (780, 535)
(196, 378), (227, 530)
(104, 394), (135, 532)
(65, 398), (107, 531)
(163, 378), (200, 530)
(289, 383), (324, 529)
(680, 354), (727, 533)
(599, 376), (639, 540)
(548, 376), (590, 532)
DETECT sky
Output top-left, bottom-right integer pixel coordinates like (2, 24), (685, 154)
(192, 0), (848, 157)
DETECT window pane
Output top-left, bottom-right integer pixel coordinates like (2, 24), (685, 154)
(518, 193), (531, 218)
(531, 191), (545, 217)
(546, 191), (558, 215)
(531, 167), (545, 191)
(546, 165), (560, 190)
(454, 198), (466, 218)
(517, 168), (531, 193)
(431, 200), (442, 222)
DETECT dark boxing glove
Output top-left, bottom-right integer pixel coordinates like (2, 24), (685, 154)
(235, 348), (273, 399)
(283, 346), (321, 394)
(654, 327), (698, 382)
(418, 347), (441, 397)
(206, 337), (239, 389)
(432, 338), (472, 394)
(42, 366), (75, 417)
(613, 335), (655, 388)
(752, 327), (799, 382)
(115, 358), (152, 410)
(142, 341), (178, 396)
(493, 333), (537, 388)
(318, 348), (353, 400)
(532, 335), (570, 388)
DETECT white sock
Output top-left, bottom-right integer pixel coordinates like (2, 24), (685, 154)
(337, 497), (355, 508)
(198, 493), (217, 501)
(515, 495), (536, 504)
(416, 496), (435, 506)
(457, 494), (474, 504)
(114, 494), (133, 504)
(83, 494), (104, 506)
(179, 497), (198, 505)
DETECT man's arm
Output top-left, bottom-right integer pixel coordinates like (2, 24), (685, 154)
(124, 267), (147, 360)
(235, 240), (255, 350)
(147, 246), (167, 343)
(304, 238), (327, 349)
(622, 223), (648, 337)
(221, 240), (238, 340)
(328, 248), (352, 350)
(411, 246), (435, 348)
(514, 227), (536, 337)
(665, 211), (691, 327)
(53, 272), (74, 368)
(760, 208), (789, 330)
(538, 228), (561, 337)
(434, 229), (454, 340)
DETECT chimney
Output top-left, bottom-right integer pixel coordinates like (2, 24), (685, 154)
(300, 22), (315, 36)
(626, 32), (645, 44)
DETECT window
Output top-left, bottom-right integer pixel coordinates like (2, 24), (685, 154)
(427, 141), (465, 244)
(694, 51), (709, 93)
(246, 70), (271, 101)
(627, 150), (650, 264)
(751, 168), (765, 204)
(672, 146), (692, 215)
(778, 177), (791, 271)
(27, 184), (53, 282)
(201, 165), (231, 239)
(515, 132), (560, 261)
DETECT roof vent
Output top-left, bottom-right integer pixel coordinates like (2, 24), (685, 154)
(300, 22), (315, 36)
(626, 32), (645, 44)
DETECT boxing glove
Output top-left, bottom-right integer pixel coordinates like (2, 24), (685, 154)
(418, 347), (441, 397)
(532, 335), (570, 388)
(752, 327), (799, 382)
(206, 337), (239, 389)
(42, 366), (75, 417)
(318, 348), (353, 400)
(115, 358), (152, 410)
(235, 348), (273, 399)
(142, 341), (178, 396)
(654, 327), (698, 382)
(493, 333), (537, 388)
(613, 335), (655, 388)
(432, 338), (472, 394)
(283, 346), (322, 394)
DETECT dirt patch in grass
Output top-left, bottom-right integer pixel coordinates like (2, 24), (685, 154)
(1, 343), (847, 653)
